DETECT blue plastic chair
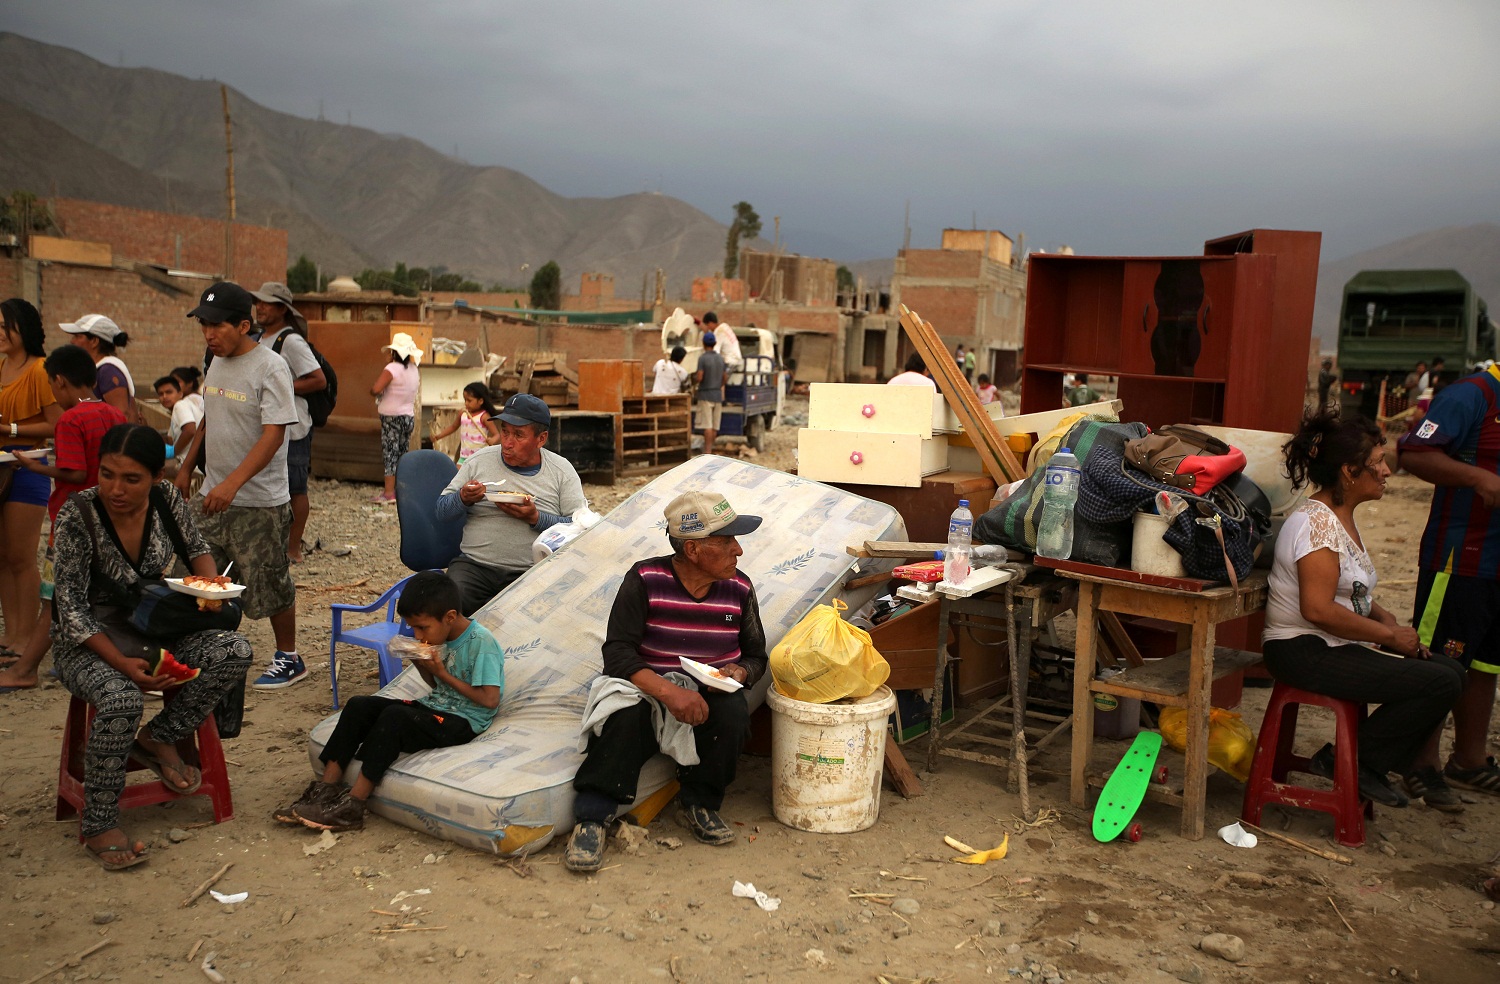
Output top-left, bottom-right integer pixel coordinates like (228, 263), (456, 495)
(328, 574), (416, 709)
(396, 449), (464, 572)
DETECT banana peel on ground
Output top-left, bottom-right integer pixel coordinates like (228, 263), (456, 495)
(944, 833), (1009, 864)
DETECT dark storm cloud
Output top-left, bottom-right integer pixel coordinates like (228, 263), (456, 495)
(6, 0), (1498, 261)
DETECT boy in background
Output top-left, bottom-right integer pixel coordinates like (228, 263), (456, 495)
(275, 571), (504, 831)
(154, 374), (202, 454)
(0, 346), (126, 691)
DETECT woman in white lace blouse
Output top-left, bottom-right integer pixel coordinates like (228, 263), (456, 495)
(1263, 410), (1465, 808)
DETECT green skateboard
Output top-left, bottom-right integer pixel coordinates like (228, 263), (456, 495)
(1092, 731), (1168, 843)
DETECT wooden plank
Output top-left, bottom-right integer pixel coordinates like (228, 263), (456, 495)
(1182, 608), (1215, 840)
(984, 400), (1123, 438)
(883, 735), (924, 798)
(1099, 612), (1147, 667)
(29, 235), (111, 267)
(857, 540), (948, 559)
(1037, 556), (1213, 592)
(1092, 647), (1263, 703)
(899, 305), (1024, 484)
(1069, 581), (1100, 809)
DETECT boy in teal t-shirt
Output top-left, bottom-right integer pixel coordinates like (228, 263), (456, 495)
(277, 571), (504, 831)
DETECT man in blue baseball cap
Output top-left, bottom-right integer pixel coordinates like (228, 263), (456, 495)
(435, 392), (585, 614)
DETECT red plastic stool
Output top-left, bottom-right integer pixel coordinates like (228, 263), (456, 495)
(1240, 682), (1372, 847)
(56, 693), (234, 838)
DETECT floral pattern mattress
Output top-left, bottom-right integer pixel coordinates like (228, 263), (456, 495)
(308, 455), (904, 854)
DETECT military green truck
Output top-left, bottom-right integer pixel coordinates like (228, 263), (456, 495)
(1336, 269), (1492, 418)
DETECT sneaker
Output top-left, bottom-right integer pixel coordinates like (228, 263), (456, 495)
(253, 651), (308, 691)
(1306, 744), (1407, 807)
(295, 789), (365, 832)
(1444, 755), (1500, 796)
(1357, 768), (1408, 808)
(1402, 766), (1465, 813)
(676, 804), (735, 845)
(273, 781), (344, 826)
(1306, 743), (1336, 780)
(563, 820), (607, 872)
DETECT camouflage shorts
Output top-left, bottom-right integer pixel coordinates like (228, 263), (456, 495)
(192, 500), (295, 620)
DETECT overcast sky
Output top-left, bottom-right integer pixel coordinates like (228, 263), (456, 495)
(7, 1), (1498, 262)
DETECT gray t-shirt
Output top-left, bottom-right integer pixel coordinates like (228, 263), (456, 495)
(202, 343), (297, 507)
(440, 446), (586, 571)
(697, 351), (726, 403)
(260, 327), (320, 441)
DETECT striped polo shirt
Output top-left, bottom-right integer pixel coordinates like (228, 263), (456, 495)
(634, 558), (752, 671)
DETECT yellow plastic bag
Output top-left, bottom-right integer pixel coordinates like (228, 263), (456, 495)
(1157, 706), (1256, 782)
(769, 599), (890, 704)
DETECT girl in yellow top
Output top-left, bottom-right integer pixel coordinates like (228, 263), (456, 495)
(0, 298), (60, 655)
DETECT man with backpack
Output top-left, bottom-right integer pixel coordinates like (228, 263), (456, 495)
(252, 282), (333, 564)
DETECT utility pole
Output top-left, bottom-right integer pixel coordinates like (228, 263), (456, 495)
(221, 84), (236, 280)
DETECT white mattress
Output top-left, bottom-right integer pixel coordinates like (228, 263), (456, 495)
(308, 455), (905, 854)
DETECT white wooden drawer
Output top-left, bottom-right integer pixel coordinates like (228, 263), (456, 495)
(808, 383), (937, 437)
(797, 429), (949, 487)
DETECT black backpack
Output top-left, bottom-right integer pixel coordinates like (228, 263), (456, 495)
(272, 330), (339, 427)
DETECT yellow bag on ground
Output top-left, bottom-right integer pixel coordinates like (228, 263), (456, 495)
(1157, 706), (1256, 782)
(770, 599), (890, 703)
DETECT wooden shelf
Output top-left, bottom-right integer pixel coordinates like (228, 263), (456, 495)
(1089, 647), (1264, 709)
(618, 394), (692, 476)
(1019, 231), (1321, 433)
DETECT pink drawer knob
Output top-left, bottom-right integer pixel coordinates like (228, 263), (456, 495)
(861, 403), (876, 418)
(849, 451), (864, 465)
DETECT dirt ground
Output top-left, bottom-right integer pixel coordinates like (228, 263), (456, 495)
(2, 403), (1498, 984)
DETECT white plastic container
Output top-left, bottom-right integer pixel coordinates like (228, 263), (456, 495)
(1131, 510), (1186, 578)
(766, 685), (897, 833)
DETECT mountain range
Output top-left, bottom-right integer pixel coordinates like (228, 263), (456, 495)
(2, 30), (1494, 335)
(0, 31), (753, 294)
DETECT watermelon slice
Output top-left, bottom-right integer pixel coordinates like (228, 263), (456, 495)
(151, 649), (200, 685)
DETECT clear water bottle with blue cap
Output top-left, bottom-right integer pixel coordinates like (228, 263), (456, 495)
(943, 499), (973, 585)
(1036, 447), (1081, 559)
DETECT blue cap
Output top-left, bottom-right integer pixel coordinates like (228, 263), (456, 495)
(702, 331), (716, 345)
(492, 393), (551, 430)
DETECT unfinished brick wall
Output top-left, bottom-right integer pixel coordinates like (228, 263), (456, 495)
(0, 257), (23, 301)
(900, 249), (983, 279)
(578, 273), (614, 302)
(48, 198), (286, 286)
(897, 285), (979, 339)
(691, 277), (746, 303)
(37, 265), (210, 388)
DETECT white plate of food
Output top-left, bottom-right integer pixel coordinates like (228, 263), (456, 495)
(0, 448), (49, 464)
(165, 576), (247, 600)
(679, 656), (743, 692)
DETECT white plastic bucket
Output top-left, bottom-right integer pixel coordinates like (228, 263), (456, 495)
(766, 685), (897, 833)
(1131, 510), (1186, 578)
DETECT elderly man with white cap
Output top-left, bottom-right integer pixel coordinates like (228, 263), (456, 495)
(251, 282), (327, 564)
(564, 490), (766, 872)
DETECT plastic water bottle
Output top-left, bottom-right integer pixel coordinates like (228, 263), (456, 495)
(1036, 447), (1081, 560)
(944, 499), (973, 586)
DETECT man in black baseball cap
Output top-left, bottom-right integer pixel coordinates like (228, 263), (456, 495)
(176, 280), (306, 691)
(186, 281), (256, 326)
(435, 391), (586, 615)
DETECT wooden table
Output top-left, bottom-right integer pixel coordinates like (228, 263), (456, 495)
(1060, 569), (1268, 839)
(924, 564), (1074, 819)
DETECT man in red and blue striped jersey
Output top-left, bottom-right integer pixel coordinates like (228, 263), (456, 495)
(1399, 361), (1500, 806)
(565, 491), (766, 871)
